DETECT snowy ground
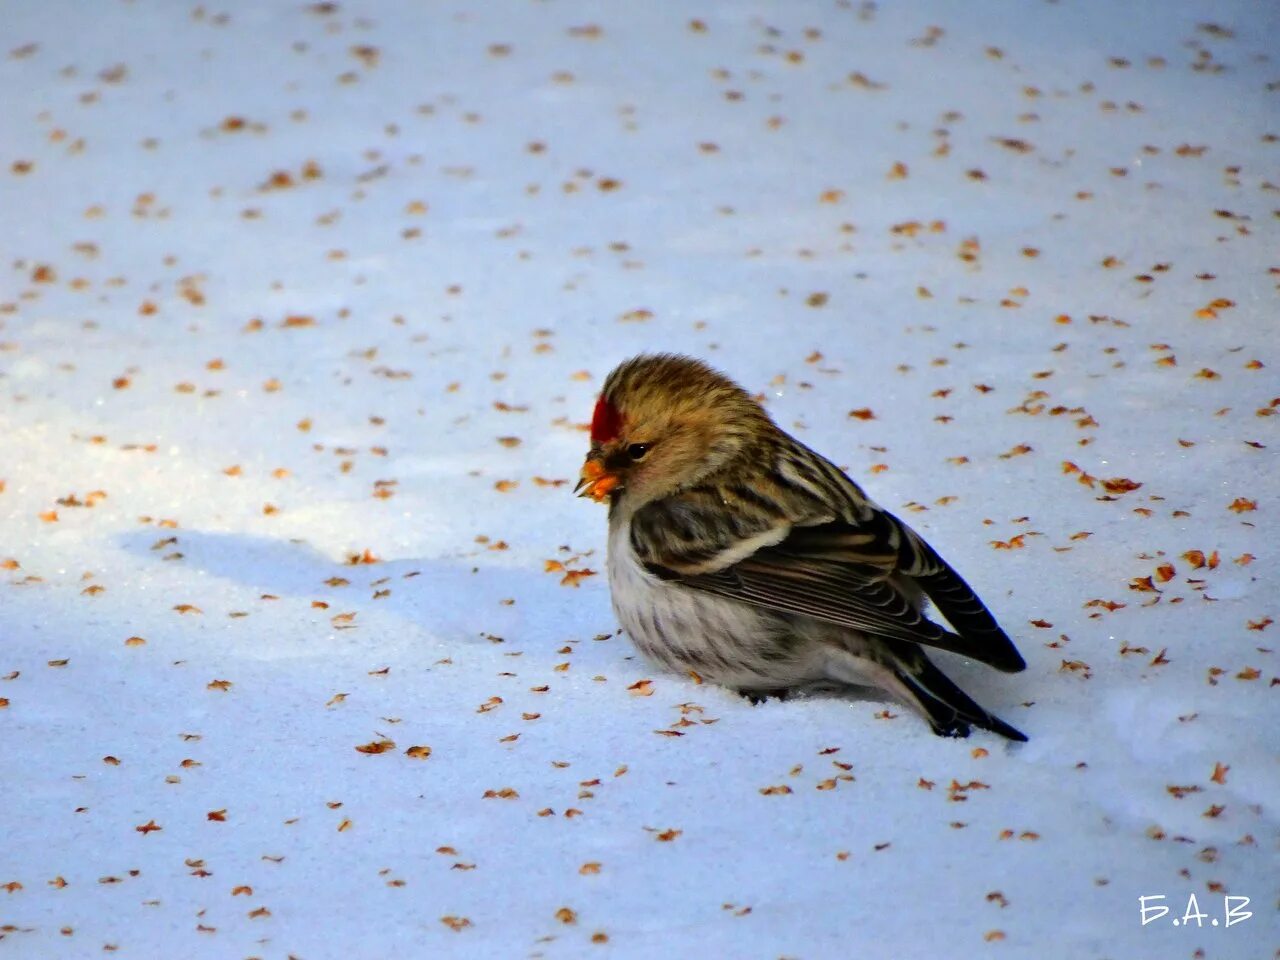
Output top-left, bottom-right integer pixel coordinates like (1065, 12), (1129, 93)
(1, 1), (1277, 958)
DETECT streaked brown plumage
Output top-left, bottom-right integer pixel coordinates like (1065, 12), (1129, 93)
(578, 353), (1028, 741)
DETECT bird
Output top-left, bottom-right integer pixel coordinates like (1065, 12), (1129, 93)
(575, 353), (1028, 741)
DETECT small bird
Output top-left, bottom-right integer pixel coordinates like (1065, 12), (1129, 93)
(576, 353), (1027, 741)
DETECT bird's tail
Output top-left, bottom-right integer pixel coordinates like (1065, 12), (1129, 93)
(895, 653), (1027, 742)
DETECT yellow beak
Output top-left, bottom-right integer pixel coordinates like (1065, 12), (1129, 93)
(575, 457), (621, 502)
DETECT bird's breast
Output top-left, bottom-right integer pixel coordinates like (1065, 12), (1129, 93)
(605, 518), (815, 686)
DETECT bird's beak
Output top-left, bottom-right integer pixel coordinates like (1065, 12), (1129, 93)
(575, 457), (620, 502)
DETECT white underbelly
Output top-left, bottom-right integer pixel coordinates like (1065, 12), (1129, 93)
(606, 518), (825, 688)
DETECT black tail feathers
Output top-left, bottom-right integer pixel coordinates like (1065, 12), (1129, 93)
(897, 654), (1027, 742)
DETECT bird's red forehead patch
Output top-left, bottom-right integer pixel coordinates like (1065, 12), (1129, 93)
(590, 397), (622, 444)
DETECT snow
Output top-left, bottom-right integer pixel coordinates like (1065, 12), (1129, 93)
(1, 0), (1276, 957)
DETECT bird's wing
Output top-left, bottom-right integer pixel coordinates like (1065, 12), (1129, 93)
(630, 480), (1024, 672)
(893, 523), (1025, 672)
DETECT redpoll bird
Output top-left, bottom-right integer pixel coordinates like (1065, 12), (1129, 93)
(576, 354), (1027, 741)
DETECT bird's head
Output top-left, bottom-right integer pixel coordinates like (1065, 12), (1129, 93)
(576, 354), (771, 511)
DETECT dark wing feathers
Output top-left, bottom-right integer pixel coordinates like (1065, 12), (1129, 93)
(912, 552), (1025, 671)
(670, 547), (967, 653)
(632, 473), (1025, 671)
(762, 520), (897, 568)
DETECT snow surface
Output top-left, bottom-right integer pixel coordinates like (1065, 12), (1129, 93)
(1, 1), (1277, 957)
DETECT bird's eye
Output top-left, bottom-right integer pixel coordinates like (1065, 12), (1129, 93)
(626, 443), (650, 461)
